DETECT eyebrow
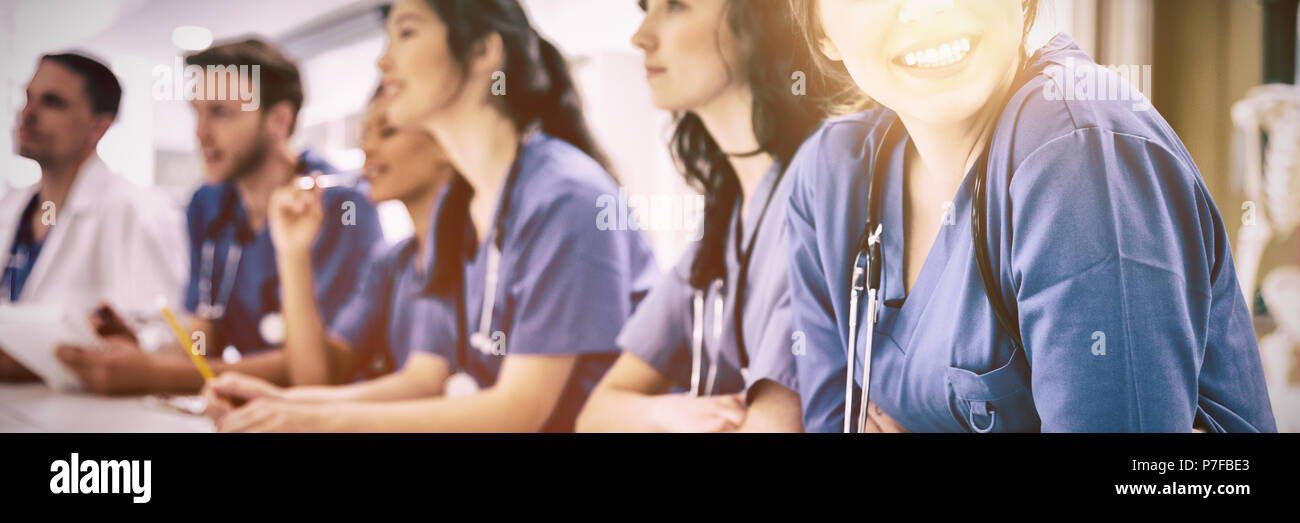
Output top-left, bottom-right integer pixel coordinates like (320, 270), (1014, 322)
(390, 12), (422, 26)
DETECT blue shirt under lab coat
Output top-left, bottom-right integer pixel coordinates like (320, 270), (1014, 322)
(785, 34), (1276, 433)
(1, 195), (44, 302)
(617, 162), (798, 397)
(421, 131), (659, 432)
(184, 152), (384, 355)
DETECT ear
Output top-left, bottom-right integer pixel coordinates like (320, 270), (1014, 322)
(266, 101), (296, 140)
(87, 114), (114, 144)
(469, 32), (506, 78)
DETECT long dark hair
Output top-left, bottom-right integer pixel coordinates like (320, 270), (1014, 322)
(652, 0), (861, 289)
(422, 0), (610, 172)
(364, 86), (474, 298)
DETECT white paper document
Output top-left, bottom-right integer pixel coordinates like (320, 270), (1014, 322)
(0, 305), (100, 391)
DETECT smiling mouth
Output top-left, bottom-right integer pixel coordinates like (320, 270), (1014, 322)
(362, 164), (387, 181)
(894, 36), (979, 70)
(382, 79), (403, 98)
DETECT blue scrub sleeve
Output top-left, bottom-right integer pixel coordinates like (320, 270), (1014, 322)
(182, 191), (208, 314)
(1009, 129), (1255, 432)
(506, 191), (638, 357)
(745, 272), (798, 395)
(785, 143), (851, 433)
(615, 254), (694, 388)
(328, 244), (396, 352)
(312, 189), (384, 325)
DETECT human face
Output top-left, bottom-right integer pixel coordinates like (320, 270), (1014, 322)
(816, 0), (1025, 126)
(360, 98), (452, 203)
(632, 0), (742, 112)
(192, 70), (269, 182)
(377, 0), (465, 129)
(17, 61), (110, 166)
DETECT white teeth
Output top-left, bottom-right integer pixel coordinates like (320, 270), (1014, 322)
(902, 37), (972, 69)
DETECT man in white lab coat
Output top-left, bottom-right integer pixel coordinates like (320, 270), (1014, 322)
(0, 53), (187, 381)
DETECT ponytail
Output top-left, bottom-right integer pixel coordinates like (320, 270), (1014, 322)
(529, 37), (611, 172)
(422, 0), (610, 173)
(426, 174), (477, 297)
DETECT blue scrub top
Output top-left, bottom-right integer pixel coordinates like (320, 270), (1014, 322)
(330, 180), (460, 374)
(423, 131), (659, 432)
(785, 34), (1276, 433)
(617, 162), (797, 397)
(1, 195), (44, 302)
(184, 151), (384, 354)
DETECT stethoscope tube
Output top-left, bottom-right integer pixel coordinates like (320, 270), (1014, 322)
(197, 185), (250, 321)
(197, 240), (242, 320)
(690, 279), (725, 397)
(843, 114), (898, 434)
(688, 166), (784, 397)
(468, 245), (501, 355)
(463, 136), (528, 363)
(845, 224), (882, 433)
(843, 105), (1029, 432)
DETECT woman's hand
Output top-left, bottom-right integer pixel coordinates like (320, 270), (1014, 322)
(649, 393), (747, 433)
(202, 372), (286, 422)
(267, 184), (324, 255)
(216, 398), (327, 433)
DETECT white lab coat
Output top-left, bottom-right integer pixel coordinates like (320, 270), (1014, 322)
(0, 157), (188, 320)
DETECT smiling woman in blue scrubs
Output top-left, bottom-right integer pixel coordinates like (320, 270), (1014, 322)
(783, 0), (1276, 432)
(202, 0), (658, 432)
(576, 0), (859, 433)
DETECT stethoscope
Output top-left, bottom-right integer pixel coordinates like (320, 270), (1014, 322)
(197, 184), (286, 346)
(446, 137), (529, 396)
(688, 168), (783, 397)
(690, 278), (725, 396)
(196, 186), (247, 322)
(843, 116), (1024, 433)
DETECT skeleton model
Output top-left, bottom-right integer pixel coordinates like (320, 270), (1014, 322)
(1231, 83), (1300, 431)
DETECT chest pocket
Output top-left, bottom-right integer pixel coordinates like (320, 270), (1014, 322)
(945, 344), (1040, 433)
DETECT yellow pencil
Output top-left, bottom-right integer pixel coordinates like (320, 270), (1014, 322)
(161, 307), (215, 381)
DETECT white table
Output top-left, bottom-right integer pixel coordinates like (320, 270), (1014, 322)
(0, 384), (213, 432)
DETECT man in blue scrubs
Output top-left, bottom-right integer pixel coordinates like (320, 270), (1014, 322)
(58, 39), (382, 395)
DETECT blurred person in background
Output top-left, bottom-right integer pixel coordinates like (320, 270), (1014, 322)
(56, 39), (384, 394)
(0, 53), (186, 383)
(202, 92), (468, 419)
